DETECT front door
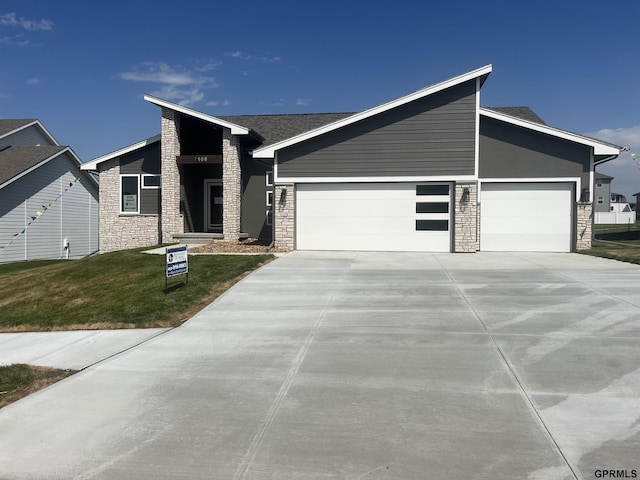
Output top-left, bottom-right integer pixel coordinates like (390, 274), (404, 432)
(204, 179), (223, 231)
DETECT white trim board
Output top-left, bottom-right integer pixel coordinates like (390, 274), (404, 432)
(0, 119), (60, 145)
(276, 175), (479, 184)
(480, 108), (620, 156)
(254, 65), (493, 159)
(144, 95), (250, 135)
(82, 135), (160, 170)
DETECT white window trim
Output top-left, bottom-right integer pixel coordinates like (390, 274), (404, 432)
(266, 170), (274, 186)
(479, 177), (582, 202)
(120, 174), (140, 214)
(266, 191), (273, 207)
(142, 174), (161, 189)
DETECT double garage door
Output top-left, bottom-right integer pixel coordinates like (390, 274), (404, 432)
(295, 182), (573, 252)
(296, 183), (451, 252)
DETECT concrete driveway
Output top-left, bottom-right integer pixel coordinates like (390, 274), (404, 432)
(0, 251), (639, 479)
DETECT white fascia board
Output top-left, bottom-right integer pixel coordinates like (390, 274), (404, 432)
(480, 108), (620, 156)
(143, 94), (250, 135)
(275, 175), (478, 184)
(254, 65), (493, 159)
(81, 134), (161, 170)
(0, 120), (60, 146)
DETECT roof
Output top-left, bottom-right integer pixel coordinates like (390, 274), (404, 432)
(0, 119), (59, 145)
(0, 145), (66, 187)
(219, 113), (355, 148)
(144, 95), (251, 136)
(252, 64), (493, 158)
(595, 172), (613, 180)
(479, 107), (620, 156)
(484, 107), (546, 125)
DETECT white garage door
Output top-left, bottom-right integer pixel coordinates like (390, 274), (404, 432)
(296, 183), (451, 252)
(480, 182), (573, 252)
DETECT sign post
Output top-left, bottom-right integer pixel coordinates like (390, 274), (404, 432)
(166, 245), (188, 289)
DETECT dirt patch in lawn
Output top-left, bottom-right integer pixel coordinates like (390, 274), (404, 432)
(0, 365), (76, 409)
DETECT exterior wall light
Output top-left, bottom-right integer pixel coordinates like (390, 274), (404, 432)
(279, 188), (287, 205)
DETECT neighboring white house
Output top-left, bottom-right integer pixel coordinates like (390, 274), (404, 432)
(0, 119), (99, 263)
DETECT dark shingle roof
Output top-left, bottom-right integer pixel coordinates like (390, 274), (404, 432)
(0, 119), (37, 138)
(219, 113), (355, 147)
(484, 107), (546, 125)
(0, 145), (66, 185)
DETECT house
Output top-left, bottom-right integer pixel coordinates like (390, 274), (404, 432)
(593, 173), (636, 224)
(81, 65), (621, 253)
(0, 119), (99, 263)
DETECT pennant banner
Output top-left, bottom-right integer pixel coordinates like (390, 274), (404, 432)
(0, 177), (80, 254)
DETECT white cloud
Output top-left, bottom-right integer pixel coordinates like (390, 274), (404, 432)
(261, 56), (281, 63)
(227, 51), (252, 60)
(296, 98), (311, 106)
(0, 12), (53, 31)
(205, 100), (231, 107)
(587, 125), (640, 199)
(26, 77), (40, 85)
(119, 61), (219, 106)
(0, 35), (29, 46)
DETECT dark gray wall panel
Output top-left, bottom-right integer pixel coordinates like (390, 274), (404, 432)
(479, 117), (590, 188)
(120, 142), (161, 174)
(277, 81), (477, 178)
(241, 157), (273, 241)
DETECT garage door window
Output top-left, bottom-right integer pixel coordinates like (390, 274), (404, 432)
(417, 184), (449, 195)
(416, 202), (449, 213)
(416, 220), (448, 231)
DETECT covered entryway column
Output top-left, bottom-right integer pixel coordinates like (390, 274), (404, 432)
(222, 129), (241, 241)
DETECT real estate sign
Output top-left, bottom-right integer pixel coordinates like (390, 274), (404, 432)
(166, 245), (188, 278)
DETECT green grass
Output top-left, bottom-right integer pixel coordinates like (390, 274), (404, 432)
(0, 247), (272, 331)
(580, 222), (640, 264)
(0, 364), (76, 408)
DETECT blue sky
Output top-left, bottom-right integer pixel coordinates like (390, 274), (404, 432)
(1, 0), (639, 197)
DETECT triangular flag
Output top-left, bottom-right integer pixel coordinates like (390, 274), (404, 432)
(12, 233), (19, 237)
(48, 202), (52, 207)
(31, 216), (36, 221)
(69, 182), (73, 187)
(27, 221), (32, 226)
(36, 211), (42, 216)
(20, 229), (25, 234)
(42, 206), (48, 211)
(74, 177), (79, 182)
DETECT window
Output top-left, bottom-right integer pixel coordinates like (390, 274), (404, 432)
(596, 181), (603, 188)
(142, 174), (161, 188)
(597, 195), (604, 205)
(416, 184), (449, 195)
(266, 191), (273, 207)
(416, 220), (448, 231)
(266, 209), (273, 226)
(266, 171), (273, 187)
(121, 175), (139, 213)
(416, 202), (449, 213)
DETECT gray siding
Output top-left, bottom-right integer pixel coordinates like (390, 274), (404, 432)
(593, 178), (611, 212)
(0, 152), (99, 263)
(241, 157), (273, 241)
(0, 124), (55, 150)
(277, 81), (477, 178)
(120, 142), (161, 174)
(479, 116), (591, 189)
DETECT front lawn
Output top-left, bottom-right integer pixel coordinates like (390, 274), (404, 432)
(580, 222), (640, 264)
(0, 247), (272, 331)
(0, 364), (75, 409)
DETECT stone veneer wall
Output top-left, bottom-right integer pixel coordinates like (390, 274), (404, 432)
(161, 108), (183, 243)
(576, 202), (593, 250)
(98, 159), (160, 252)
(454, 182), (479, 252)
(222, 130), (241, 241)
(274, 184), (295, 250)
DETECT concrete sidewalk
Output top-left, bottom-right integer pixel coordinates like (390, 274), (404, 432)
(0, 251), (639, 479)
(0, 328), (171, 370)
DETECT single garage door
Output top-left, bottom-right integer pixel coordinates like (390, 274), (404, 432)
(480, 182), (573, 252)
(296, 183), (451, 252)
